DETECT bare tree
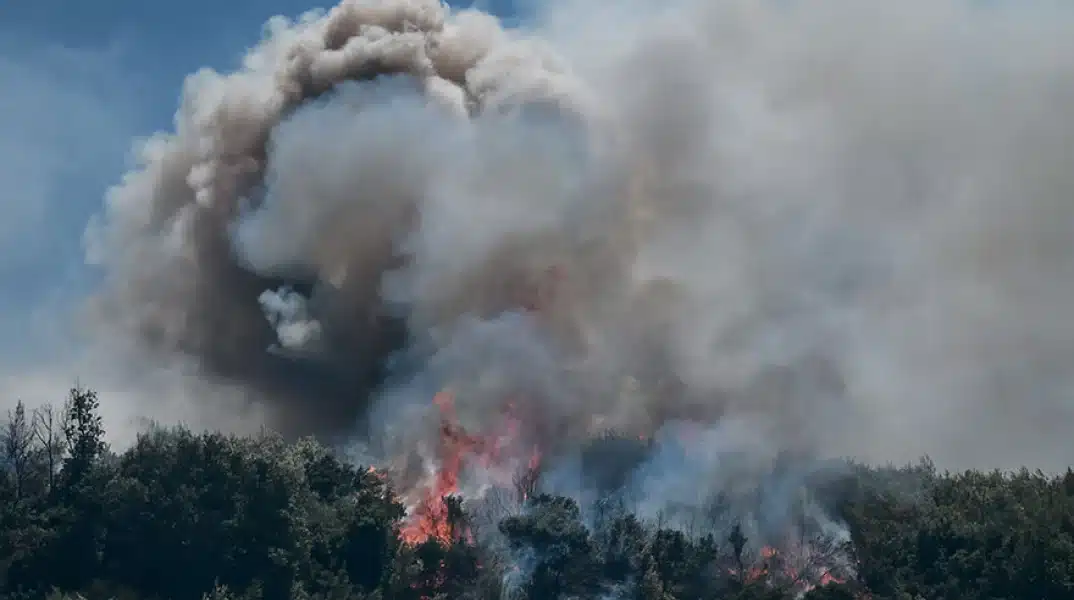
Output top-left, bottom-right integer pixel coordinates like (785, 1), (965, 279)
(513, 462), (540, 505)
(2, 400), (34, 499)
(32, 400), (69, 495)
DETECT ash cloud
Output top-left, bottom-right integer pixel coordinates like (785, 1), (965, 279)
(87, 0), (1074, 487)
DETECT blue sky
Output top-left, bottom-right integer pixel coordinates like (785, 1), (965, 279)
(0, 0), (522, 364)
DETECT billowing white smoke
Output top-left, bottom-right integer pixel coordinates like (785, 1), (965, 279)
(86, 0), (1074, 541)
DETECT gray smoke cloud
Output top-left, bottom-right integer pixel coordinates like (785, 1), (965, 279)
(86, 0), (1074, 510)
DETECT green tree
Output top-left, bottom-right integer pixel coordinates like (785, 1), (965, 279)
(500, 495), (604, 600)
(62, 387), (106, 491)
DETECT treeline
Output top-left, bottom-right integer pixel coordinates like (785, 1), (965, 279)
(2, 388), (1074, 600)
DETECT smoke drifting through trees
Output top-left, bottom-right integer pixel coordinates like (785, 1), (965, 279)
(83, 0), (1074, 550)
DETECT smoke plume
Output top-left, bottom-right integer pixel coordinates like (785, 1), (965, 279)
(86, 0), (1074, 523)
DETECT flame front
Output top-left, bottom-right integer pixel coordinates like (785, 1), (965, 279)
(729, 545), (848, 596)
(400, 390), (541, 546)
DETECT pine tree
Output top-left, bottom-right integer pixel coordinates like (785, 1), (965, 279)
(61, 386), (106, 490)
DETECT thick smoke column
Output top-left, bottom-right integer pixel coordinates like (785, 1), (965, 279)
(88, 0), (1074, 509)
(86, 0), (664, 444)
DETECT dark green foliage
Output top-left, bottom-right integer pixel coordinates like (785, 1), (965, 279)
(500, 495), (604, 600)
(62, 387), (106, 490)
(841, 466), (1074, 600)
(2, 388), (1074, 600)
(802, 585), (858, 600)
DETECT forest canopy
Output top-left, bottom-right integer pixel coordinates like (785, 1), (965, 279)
(2, 388), (1073, 600)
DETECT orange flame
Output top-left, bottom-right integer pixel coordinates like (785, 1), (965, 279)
(395, 393), (854, 594)
(400, 390), (542, 546)
(729, 545), (847, 594)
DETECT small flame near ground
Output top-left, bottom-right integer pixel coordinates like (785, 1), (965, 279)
(729, 545), (850, 597)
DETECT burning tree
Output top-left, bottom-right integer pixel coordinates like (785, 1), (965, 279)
(399, 390), (544, 547)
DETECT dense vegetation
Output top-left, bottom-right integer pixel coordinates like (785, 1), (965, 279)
(2, 388), (1073, 600)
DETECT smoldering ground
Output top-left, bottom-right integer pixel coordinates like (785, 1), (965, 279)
(82, 0), (1074, 486)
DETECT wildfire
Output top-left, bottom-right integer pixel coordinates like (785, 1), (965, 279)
(730, 545), (847, 596)
(399, 390), (542, 546)
(391, 393), (855, 596)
